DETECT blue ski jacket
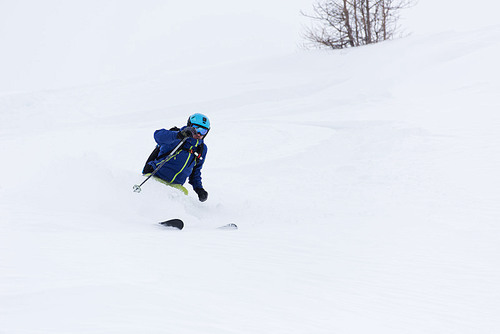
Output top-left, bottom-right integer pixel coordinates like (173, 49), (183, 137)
(147, 127), (208, 189)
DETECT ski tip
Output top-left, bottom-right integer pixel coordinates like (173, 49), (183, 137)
(159, 219), (184, 230)
(218, 223), (238, 230)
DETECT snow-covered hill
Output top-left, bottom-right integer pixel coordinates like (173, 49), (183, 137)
(1, 21), (500, 334)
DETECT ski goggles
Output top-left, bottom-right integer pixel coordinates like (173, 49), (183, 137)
(192, 124), (209, 136)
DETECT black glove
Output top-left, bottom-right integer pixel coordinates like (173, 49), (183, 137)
(177, 127), (197, 139)
(194, 188), (208, 202)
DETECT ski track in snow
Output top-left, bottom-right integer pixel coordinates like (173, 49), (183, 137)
(1, 27), (500, 333)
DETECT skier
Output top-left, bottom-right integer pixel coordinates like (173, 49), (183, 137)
(142, 113), (210, 202)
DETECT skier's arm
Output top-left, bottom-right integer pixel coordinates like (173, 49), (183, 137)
(189, 145), (208, 190)
(153, 129), (179, 145)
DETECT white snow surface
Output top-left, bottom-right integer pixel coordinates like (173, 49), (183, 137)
(2, 26), (500, 334)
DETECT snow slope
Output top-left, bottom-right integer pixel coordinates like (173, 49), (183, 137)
(1, 26), (500, 333)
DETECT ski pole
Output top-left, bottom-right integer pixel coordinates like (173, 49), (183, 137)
(133, 137), (189, 193)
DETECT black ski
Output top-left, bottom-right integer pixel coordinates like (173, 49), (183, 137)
(159, 219), (184, 230)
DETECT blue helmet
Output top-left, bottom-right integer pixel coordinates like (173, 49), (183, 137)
(187, 113), (211, 135)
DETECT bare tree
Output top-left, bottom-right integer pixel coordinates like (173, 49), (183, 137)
(302, 0), (415, 49)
